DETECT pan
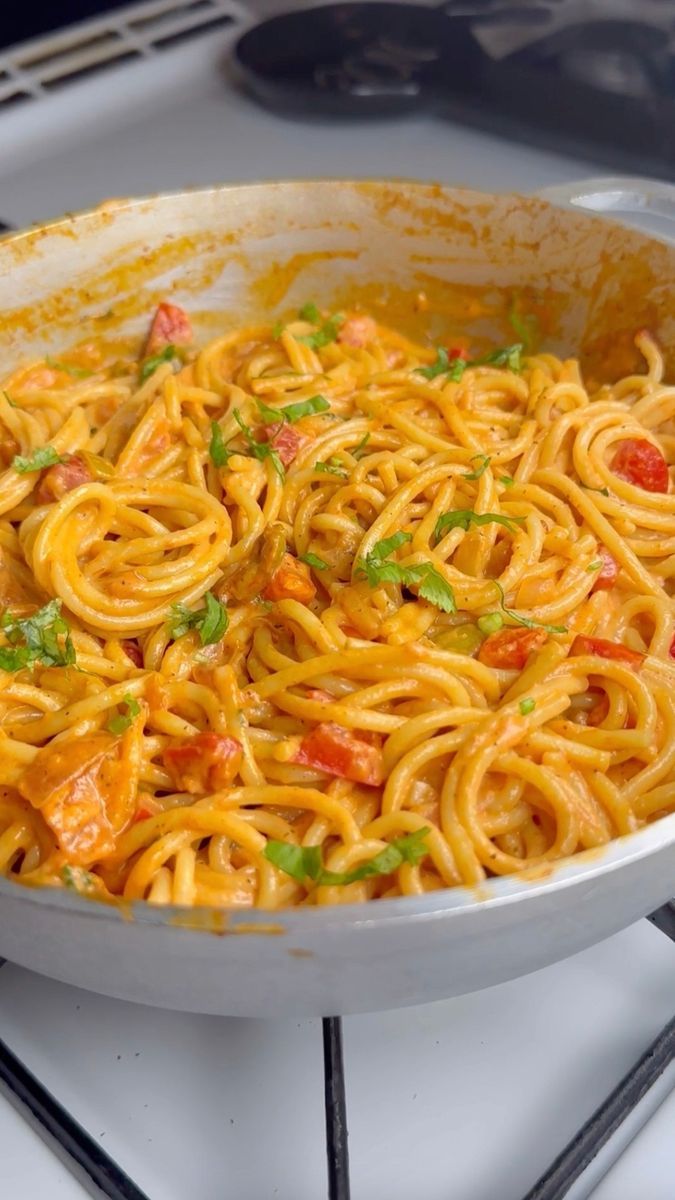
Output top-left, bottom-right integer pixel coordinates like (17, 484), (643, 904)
(0, 177), (674, 1017)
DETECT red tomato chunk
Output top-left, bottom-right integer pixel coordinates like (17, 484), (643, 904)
(478, 627), (547, 669)
(36, 454), (92, 504)
(295, 723), (384, 786)
(163, 732), (242, 794)
(266, 423), (307, 468)
(263, 554), (316, 604)
(337, 315), (377, 348)
(145, 302), (193, 355)
(611, 438), (669, 493)
(592, 546), (618, 592)
(571, 636), (644, 667)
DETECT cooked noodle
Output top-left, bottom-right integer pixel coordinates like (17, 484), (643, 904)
(0, 303), (674, 911)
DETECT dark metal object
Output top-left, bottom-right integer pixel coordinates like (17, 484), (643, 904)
(0, 1037), (150, 1200)
(234, 1), (675, 178)
(647, 900), (675, 942)
(322, 1017), (351, 1200)
(521, 1014), (675, 1200)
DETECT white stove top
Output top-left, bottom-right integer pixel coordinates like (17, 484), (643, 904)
(0, 10), (673, 1198)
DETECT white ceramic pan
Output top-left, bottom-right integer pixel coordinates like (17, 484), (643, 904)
(1, 178), (674, 1017)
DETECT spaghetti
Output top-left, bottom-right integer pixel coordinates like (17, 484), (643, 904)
(0, 301), (674, 911)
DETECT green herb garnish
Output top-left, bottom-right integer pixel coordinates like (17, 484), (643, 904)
(587, 560), (603, 572)
(233, 409), (285, 479)
(315, 458), (348, 478)
(264, 827), (430, 886)
(46, 357), (93, 379)
(357, 532), (456, 613)
(519, 697), (536, 716)
(500, 475), (515, 488)
(107, 694), (141, 735)
(256, 394), (330, 424)
(209, 421), (235, 468)
(169, 592), (229, 645)
(434, 509), (525, 543)
(272, 320), (284, 340)
(477, 612), (503, 635)
(3, 391), (18, 408)
(299, 301), (321, 323)
(463, 454), (491, 481)
(299, 553), (329, 570)
(296, 313), (344, 351)
(472, 343), (523, 371)
(61, 865), (97, 893)
(139, 344), (177, 382)
(492, 580), (567, 635)
(13, 446), (65, 474)
(352, 432), (370, 459)
(508, 300), (539, 352)
(583, 485), (610, 497)
(0, 599), (75, 671)
(415, 347), (466, 382)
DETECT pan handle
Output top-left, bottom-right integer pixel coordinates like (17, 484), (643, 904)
(535, 176), (675, 237)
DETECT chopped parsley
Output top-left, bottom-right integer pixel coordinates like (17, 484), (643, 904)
(415, 343), (523, 382)
(583, 485), (610, 497)
(107, 694), (141, 735)
(587, 560), (603, 572)
(477, 612), (503, 635)
(299, 301), (321, 323)
(61, 865), (97, 893)
(434, 509), (525, 543)
(299, 553), (329, 570)
(0, 599), (75, 672)
(357, 532), (456, 613)
(492, 580), (567, 635)
(508, 300), (539, 352)
(272, 320), (285, 340)
(519, 697), (536, 716)
(139, 344), (177, 382)
(315, 458), (348, 478)
(415, 347), (466, 381)
(352, 432), (370, 459)
(264, 827), (430, 886)
(463, 454), (491, 481)
(233, 409), (284, 479)
(13, 446), (65, 473)
(209, 421), (235, 468)
(168, 592), (229, 645)
(46, 357), (93, 379)
(296, 312), (344, 351)
(256, 394), (330, 424)
(500, 475), (515, 488)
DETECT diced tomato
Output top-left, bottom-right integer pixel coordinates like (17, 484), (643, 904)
(263, 553), (316, 604)
(35, 454), (93, 504)
(592, 546), (618, 592)
(131, 795), (162, 824)
(670, 633), (675, 660)
(611, 438), (669, 493)
(478, 627), (547, 669)
(587, 690), (610, 727)
(163, 731), (242, 795)
(337, 315), (377, 348)
(18, 734), (127, 864)
(571, 636), (644, 667)
(0, 428), (18, 468)
(265, 423), (307, 468)
(121, 640), (143, 668)
(448, 346), (469, 360)
(145, 302), (192, 356)
(294, 722), (383, 786)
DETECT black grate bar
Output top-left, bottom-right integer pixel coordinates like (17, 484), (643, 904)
(521, 1013), (675, 1200)
(647, 901), (675, 942)
(322, 1016), (351, 1200)
(0, 1036), (150, 1200)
